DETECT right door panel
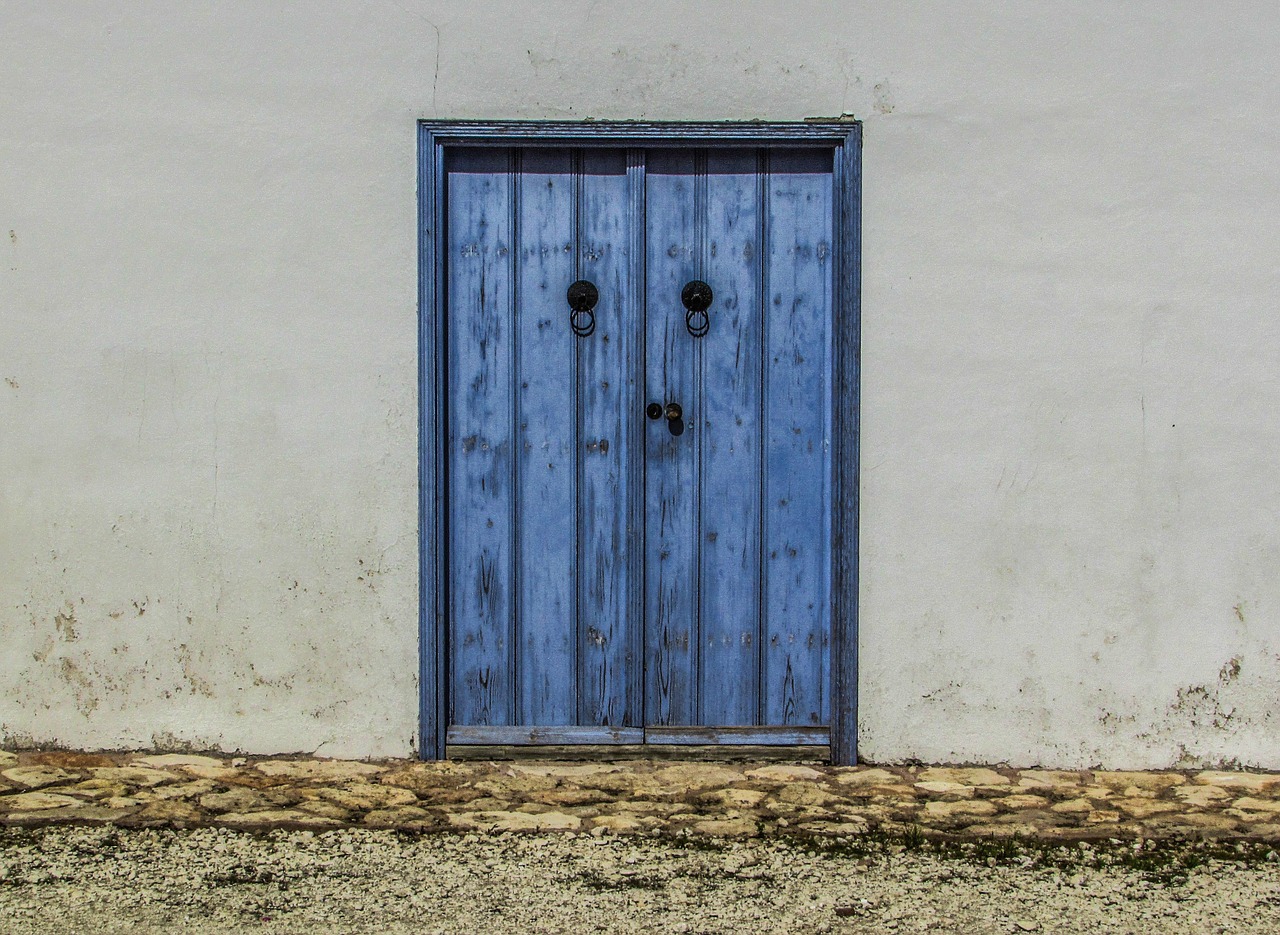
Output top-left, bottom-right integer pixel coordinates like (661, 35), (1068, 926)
(643, 147), (833, 732)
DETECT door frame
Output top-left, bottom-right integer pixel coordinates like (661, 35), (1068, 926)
(417, 120), (862, 763)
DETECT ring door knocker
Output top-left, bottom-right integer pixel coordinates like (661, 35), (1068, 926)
(567, 280), (598, 338)
(681, 280), (712, 338)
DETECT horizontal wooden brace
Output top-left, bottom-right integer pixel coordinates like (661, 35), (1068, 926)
(642, 726), (830, 746)
(446, 726), (645, 745)
(446, 744), (831, 763)
(447, 725), (830, 746)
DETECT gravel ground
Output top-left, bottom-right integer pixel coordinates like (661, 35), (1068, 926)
(3, 828), (1280, 934)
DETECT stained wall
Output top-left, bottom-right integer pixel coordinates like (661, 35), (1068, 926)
(2, 2), (1277, 764)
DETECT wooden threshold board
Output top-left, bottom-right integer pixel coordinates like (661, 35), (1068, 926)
(445, 744), (832, 763)
(446, 726), (830, 746)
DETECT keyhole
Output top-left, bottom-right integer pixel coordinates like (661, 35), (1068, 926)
(665, 402), (685, 437)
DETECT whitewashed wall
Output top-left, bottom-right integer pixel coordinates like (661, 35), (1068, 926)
(2, 2), (1277, 766)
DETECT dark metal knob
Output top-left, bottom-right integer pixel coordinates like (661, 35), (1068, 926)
(646, 402), (663, 420)
(567, 280), (598, 337)
(681, 281), (712, 312)
(681, 280), (712, 338)
(664, 402), (682, 421)
(567, 280), (598, 312)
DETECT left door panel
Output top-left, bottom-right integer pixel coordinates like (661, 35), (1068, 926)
(445, 148), (642, 743)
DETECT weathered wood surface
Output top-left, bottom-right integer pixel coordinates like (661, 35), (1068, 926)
(576, 150), (640, 728)
(446, 726), (644, 745)
(642, 726), (829, 745)
(448, 148), (516, 727)
(830, 126), (863, 766)
(446, 744), (832, 763)
(446, 146), (835, 740)
(516, 147), (578, 727)
(761, 149), (833, 727)
(448, 726), (828, 746)
(644, 149), (700, 727)
(698, 149), (765, 725)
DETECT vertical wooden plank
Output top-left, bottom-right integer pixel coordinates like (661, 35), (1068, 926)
(447, 147), (516, 727)
(577, 149), (637, 727)
(831, 125), (862, 764)
(515, 148), (578, 725)
(697, 149), (764, 725)
(762, 148), (834, 727)
(626, 148), (648, 729)
(644, 149), (698, 726)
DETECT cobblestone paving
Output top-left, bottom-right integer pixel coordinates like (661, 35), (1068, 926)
(2, 750), (1279, 842)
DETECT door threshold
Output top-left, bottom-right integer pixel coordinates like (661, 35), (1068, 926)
(446, 725), (830, 746)
(445, 744), (832, 763)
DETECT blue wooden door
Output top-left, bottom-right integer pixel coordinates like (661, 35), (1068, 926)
(444, 146), (832, 747)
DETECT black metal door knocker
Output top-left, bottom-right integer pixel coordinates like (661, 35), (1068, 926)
(681, 280), (712, 338)
(567, 279), (598, 337)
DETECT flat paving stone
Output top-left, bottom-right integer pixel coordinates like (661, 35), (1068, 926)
(2, 767), (74, 789)
(448, 810), (581, 832)
(361, 805), (432, 827)
(253, 760), (385, 781)
(315, 782), (419, 810)
(129, 800), (205, 825)
(744, 764), (825, 782)
(833, 767), (900, 786)
(1, 792), (83, 812)
(85, 767), (175, 787)
(1197, 770), (1280, 792)
(217, 809), (343, 829)
(918, 767), (1010, 787)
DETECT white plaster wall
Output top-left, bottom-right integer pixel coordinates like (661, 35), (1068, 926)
(2, 1), (1277, 766)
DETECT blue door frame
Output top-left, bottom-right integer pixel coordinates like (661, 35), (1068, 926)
(418, 121), (862, 764)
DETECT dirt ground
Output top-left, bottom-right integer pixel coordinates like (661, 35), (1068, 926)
(2, 826), (1279, 934)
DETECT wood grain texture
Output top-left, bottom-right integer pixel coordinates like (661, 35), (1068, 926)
(762, 149), (834, 727)
(447, 744), (831, 762)
(697, 149), (764, 725)
(643, 726), (828, 745)
(448, 148), (516, 727)
(446, 726), (644, 745)
(515, 148), (578, 726)
(830, 125), (862, 765)
(644, 149), (699, 727)
(418, 126), (446, 758)
(577, 149), (640, 728)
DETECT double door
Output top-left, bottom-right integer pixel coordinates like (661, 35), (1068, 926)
(444, 146), (833, 746)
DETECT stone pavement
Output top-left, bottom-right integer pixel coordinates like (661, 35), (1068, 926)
(2, 750), (1279, 842)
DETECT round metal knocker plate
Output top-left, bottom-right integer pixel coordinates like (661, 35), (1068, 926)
(681, 280), (712, 338)
(567, 280), (598, 338)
